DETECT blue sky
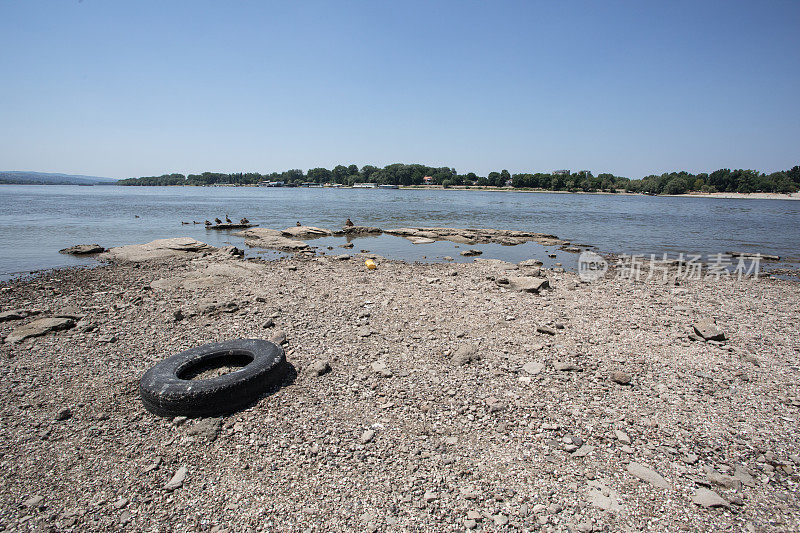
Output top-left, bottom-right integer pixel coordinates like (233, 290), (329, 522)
(1, 0), (798, 179)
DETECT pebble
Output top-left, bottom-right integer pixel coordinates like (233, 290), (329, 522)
(164, 467), (187, 491)
(371, 361), (392, 377)
(360, 429), (376, 444)
(308, 359), (331, 376)
(55, 408), (72, 421)
(610, 370), (632, 385)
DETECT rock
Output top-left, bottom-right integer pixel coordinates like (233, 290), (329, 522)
(519, 259), (544, 267)
(164, 467), (188, 491)
(59, 244), (105, 255)
(460, 249), (483, 257)
(269, 329), (287, 345)
(704, 466), (742, 490)
(308, 359), (331, 376)
(572, 445), (595, 457)
(423, 490), (438, 503)
(236, 229), (310, 252)
(213, 245), (244, 258)
(172, 416), (188, 426)
(553, 361), (582, 372)
(626, 462), (672, 489)
(0, 309), (40, 322)
(536, 326), (556, 335)
(493, 514), (509, 526)
(614, 429), (631, 444)
(340, 226), (382, 236)
(360, 429), (376, 444)
(357, 326), (371, 337)
(522, 361), (544, 375)
(506, 276), (549, 294)
(332, 254), (351, 260)
(406, 236), (436, 244)
(692, 488), (729, 508)
(262, 318), (275, 328)
(683, 454), (699, 465)
(586, 482), (623, 512)
(55, 408), (72, 421)
(693, 318), (726, 341)
(486, 397), (507, 413)
(371, 361), (392, 377)
(23, 495), (44, 508)
(466, 510), (482, 521)
(733, 466), (756, 487)
(187, 418), (222, 442)
(281, 226), (333, 239)
(452, 344), (480, 365)
(610, 371), (632, 385)
(103, 238), (216, 262)
(464, 519), (477, 529)
(6, 317), (75, 343)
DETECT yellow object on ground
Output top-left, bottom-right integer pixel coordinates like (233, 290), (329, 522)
(365, 259), (376, 270)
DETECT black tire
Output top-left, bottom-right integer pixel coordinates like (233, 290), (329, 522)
(139, 339), (287, 418)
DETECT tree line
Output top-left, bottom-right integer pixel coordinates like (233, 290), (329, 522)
(116, 163), (800, 194)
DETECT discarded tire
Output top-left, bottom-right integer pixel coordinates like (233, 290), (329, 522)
(139, 339), (287, 418)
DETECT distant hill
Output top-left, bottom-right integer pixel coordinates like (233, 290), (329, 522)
(0, 171), (118, 185)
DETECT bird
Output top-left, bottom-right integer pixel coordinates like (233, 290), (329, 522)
(134, 215), (140, 219)
(345, 218), (354, 227)
(181, 221), (189, 225)
(205, 220), (212, 226)
(225, 214), (232, 223)
(296, 221), (301, 226)
(193, 221), (200, 224)
(215, 217), (222, 224)
(240, 217), (249, 224)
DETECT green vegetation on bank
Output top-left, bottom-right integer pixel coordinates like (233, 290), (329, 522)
(116, 163), (800, 194)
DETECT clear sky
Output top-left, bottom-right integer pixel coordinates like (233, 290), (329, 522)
(1, 1), (798, 179)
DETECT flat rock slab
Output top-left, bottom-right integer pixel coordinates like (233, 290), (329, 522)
(692, 488), (729, 508)
(6, 317), (75, 343)
(103, 238), (215, 262)
(236, 229), (310, 252)
(693, 318), (726, 341)
(522, 361), (544, 375)
(338, 226), (383, 236)
(281, 226), (332, 239)
(59, 244), (105, 255)
(0, 309), (40, 322)
(460, 249), (483, 257)
(626, 462), (672, 489)
(406, 236), (436, 244)
(507, 276), (549, 293)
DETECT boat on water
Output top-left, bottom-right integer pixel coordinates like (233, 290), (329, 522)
(378, 184), (399, 189)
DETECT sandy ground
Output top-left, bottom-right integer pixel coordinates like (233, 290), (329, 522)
(0, 244), (798, 532)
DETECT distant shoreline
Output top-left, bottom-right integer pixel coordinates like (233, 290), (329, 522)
(2, 182), (800, 200)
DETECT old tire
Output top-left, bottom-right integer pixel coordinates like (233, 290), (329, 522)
(139, 339), (287, 418)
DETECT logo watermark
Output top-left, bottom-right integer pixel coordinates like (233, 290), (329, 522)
(578, 251), (608, 282)
(578, 252), (762, 283)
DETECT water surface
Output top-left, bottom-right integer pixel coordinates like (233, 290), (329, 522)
(1, 185), (798, 280)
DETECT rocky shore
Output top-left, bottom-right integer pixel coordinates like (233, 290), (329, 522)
(1, 237), (799, 532)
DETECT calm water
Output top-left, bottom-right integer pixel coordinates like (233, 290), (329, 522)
(1, 185), (799, 280)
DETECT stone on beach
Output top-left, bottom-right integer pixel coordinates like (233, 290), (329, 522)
(6, 317), (75, 343)
(103, 237), (215, 262)
(59, 244), (105, 255)
(626, 462), (672, 489)
(505, 276), (549, 294)
(281, 226), (333, 238)
(693, 318), (726, 341)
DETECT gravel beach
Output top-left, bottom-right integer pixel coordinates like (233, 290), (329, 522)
(1, 238), (798, 532)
